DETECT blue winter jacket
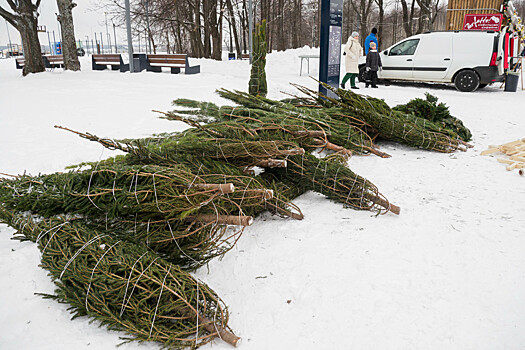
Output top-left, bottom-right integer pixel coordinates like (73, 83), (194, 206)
(364, 33), (378, 54)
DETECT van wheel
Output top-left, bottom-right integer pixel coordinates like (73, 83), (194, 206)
(358, 66), (367, 82)
(454, 70), (480, 92)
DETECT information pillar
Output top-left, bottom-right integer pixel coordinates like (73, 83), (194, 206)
(319, 0), (343, 98)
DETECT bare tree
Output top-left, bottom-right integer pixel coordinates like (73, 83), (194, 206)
(350, 0), (375, 46)
(56, 0), (80, 70)
(0, 0), (45, 75)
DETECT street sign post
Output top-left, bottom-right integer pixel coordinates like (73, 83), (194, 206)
(319, 0), (344, 98)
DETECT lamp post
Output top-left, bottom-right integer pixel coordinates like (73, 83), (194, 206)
(47, 31), (52, 55)
(145, 0), (152, 54)
(113, 22), (118, 53)
(248, 0), (253, 63)
(105, 12), (112, 52)
(53, 30), (57, 55)
(5, 20), (13, 57)
(125, 0), (134, 73)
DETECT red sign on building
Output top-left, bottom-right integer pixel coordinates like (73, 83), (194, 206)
(463, 14), (503, 31)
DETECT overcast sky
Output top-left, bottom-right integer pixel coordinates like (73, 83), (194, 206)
(0, 1), (126, 48)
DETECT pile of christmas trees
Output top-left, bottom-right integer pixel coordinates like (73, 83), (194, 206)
(0, 80), (472, 348)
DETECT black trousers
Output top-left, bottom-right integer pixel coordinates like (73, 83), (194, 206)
(366, 71), (378, 87)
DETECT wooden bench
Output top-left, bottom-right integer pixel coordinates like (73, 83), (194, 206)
(15, 55), (63, 69)
(241, 53), (250, 60)
(92, 54), (130, 72)
(145, 54), (200, 74)
(44, 55), (64, 68)
(15, 57), (25, 69)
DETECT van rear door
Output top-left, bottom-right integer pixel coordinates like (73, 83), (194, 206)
(412, 33), (453, 80)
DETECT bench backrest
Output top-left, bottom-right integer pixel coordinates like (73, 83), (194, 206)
(93, 54), (122, 64)
(46, 55), (64, 63)
(147, 54), (187, 66)
(16, 58), (25, 65)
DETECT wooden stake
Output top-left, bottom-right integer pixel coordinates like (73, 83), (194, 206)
(313, 138), (352, 156)
(189, 214), (254, 226)
(290, 130), (326, 138)
(242, 167), (256, 176)
(193, 183), (235, 194)
(252, 189), (273, 200)
(257, 159), (287, 168)
(370, 196), (401, 215)
(280, 148), (305, 156)
(182, 309), (241, 347)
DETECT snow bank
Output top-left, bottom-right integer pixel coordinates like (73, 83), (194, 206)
(1, 50), (524, 350)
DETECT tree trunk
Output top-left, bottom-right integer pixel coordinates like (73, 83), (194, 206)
(225, 0), (242, 58)
(56, 0), (80, 71)
(400, 0), (413, 37)
(0, 1), (45, 76)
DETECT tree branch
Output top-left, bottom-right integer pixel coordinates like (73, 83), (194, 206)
(0, 5), (18, 28)
(5, 0), (18, 12)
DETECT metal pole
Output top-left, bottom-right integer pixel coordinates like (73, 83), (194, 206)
(105, 12), (111, 52)
(100, 32), (104, 53)
(47, 32), (52, 55)
(145, 0), (152, 54)
(53, 30), (57, 55)
(5, 20), (13, 57)
(125, 0), (135, 73)
(94, 32), (99, 53)
(248, 0), (253, 63)
(91, 39), (94, 54)
(113, 23), (118, 53)
(56, 14), (61, 42)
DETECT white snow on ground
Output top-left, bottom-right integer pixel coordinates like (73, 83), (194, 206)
(1, 48), (524, 350)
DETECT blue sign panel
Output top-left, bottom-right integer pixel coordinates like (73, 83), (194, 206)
(319, 0), (343, 98)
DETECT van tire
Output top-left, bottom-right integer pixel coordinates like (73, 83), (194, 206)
(454, 70), (480, 92)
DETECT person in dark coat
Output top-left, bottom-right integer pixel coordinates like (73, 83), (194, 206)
(365, 41), (382, 88)
(364, 27), (379, 54)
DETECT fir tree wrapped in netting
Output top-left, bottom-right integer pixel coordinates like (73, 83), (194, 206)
(0, 208), (240, 348)
(169, 95), (388, 158)
(248, 20), (267, 97)
(264, 153), (400, 214)
(0, 161), (302, 269)
(392, 92), (472, 141)
(291, 82), (472, 153)
(55, 125), (303, 170)
(53, 127), (304, 220)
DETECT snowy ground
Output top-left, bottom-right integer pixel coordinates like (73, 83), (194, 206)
(1, 48), (525, 350)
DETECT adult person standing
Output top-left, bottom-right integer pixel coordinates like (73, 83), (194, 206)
(341, 31), (362, 89)
(364, 27), (379, 54)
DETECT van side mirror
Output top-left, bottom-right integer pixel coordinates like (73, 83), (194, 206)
(383, 50), (389, 55)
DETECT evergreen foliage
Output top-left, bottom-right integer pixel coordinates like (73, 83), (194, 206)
(0, 208), (239, 349)
(0, 80), (475, 347)
(292, 82), (472, 153)
(392, 93), (472, 141)
(248, 20), (268, 97)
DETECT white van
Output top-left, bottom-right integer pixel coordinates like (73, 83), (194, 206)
(358, 31), (507, 92)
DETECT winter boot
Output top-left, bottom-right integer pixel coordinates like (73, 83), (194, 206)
(340, 83), (345, 89)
